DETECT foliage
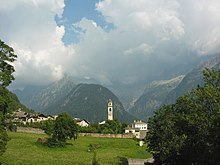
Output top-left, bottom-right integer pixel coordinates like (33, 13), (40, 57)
(92, 151), (99, 165)
(46, 137), (65, 148)
(100, 119), (122, 134)
(78, 120), (127, 134)
(45, 113), (78, 147)
(6, 120), (17, 132)
(147, 68), (220, 164)
(79, 124), (100, 133)
(88, 144), (100, 165)
(41, 119), (55, 136)
(0, 113), (9, 156)
(0, 39), (17, 87)
(53, 112), (78, 142)
(0, 40), (17, 159)
(0, 86), (8, 115)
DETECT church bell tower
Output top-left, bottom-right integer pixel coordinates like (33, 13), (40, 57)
(107, 99), (113, 120)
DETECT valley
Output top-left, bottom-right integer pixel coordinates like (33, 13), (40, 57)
(13, 56), (220, 123)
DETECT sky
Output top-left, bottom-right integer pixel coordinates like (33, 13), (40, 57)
(1, 0), (220, 88)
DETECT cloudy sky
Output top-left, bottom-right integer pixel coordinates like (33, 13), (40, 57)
(1, 0), (220, 88)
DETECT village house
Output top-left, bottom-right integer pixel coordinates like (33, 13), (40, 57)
(26, 114), (48, 123)
(11, 109), (90, 127)
(11, 109), (29, 124)
(125, 120), (148, 139)
(131, 120), (148, 131)
(11, 109), (57, 124)
(74, 118), (90, 127)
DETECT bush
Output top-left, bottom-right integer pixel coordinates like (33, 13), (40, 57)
(45, 137), (65, 148)
(6, 121), (17, 132)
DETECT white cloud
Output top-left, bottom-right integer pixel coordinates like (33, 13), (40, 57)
(123, 43), (154, 56)
(1, 0), (220, 88)
(96, 0), (185, 40)
(0, 0), (73, 87)
(178, 0), (220, 55)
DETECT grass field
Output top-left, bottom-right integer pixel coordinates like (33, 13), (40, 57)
(0, 132), (151, 165)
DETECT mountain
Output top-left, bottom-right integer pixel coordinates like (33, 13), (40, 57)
(2, 86), (31, 113)
(107, 81), (146, 110)
(128, 75), (184, 121)
(14, 75), (77, 112)
(44, 83), (136, 123)
(164, 56), (220, 104)
(13, 85), (45, 106)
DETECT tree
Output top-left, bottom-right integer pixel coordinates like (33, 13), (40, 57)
(147, 68), (220, 164)
(0, 40), (17, 158)
(42, 119), (55, 136)
(0, 40), (17, 87)
(100, 119), (122, 134)
(0, 112), (9, 156)
(47, 113), (78, 147)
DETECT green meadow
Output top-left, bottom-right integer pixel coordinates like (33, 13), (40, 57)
(1, 132), (151, 165)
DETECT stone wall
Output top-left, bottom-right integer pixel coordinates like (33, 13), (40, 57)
(16, 127), (134, 139)
(127, 158), (154, 165)
(79, 133), (134, 138)
(17, 127), (45, 134)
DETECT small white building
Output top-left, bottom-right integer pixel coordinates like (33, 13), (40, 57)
(74, 118), (90, 127)
(98, 121), (106, 125)
(125, 120), (148, 139)
(132, 120), (148, 131)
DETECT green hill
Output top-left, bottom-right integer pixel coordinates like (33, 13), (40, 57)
(1, 86), (31, 113)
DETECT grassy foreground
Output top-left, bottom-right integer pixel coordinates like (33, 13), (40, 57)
(1, 132), (151, 165)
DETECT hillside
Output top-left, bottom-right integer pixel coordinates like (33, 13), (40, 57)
(44, 84), (136, 123)
(1, 86), (31, 113)
(14, 75), (77, 112)
(128, 75), (184, 121)
(164, 56), (220, 104)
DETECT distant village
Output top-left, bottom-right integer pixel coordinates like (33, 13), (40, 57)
(11, 109), (90, 127)
(10, 99), (148, 139)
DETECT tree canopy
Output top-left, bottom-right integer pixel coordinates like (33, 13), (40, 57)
(147, 68), (220, 164)
(0, 40), (17, 87)
(53, 112), (78, 142)
(46, 113), (78, 147)
(0, 39), (17, 157)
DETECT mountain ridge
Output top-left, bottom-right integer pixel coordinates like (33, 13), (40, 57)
(128, 75), (184, 120)
(44, 83), (136, 123)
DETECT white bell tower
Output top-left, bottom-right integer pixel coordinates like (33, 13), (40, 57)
(107, 99), (113, 120)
